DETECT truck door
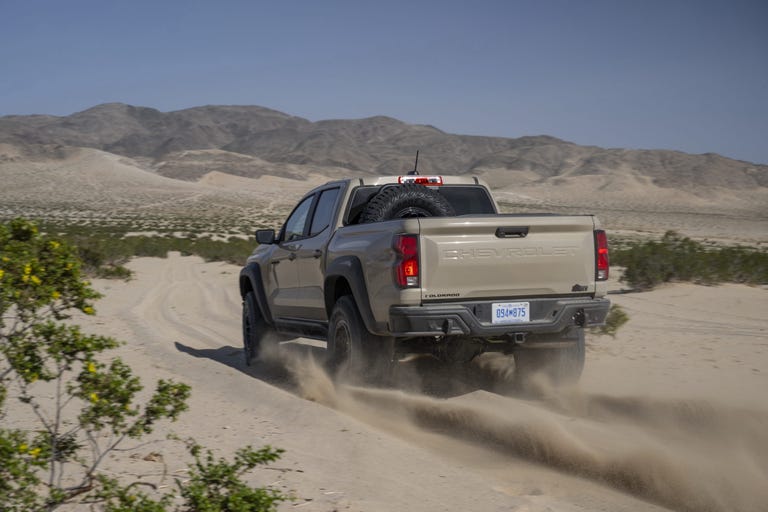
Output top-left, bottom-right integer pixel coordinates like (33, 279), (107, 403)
(267, 194), (314, 320)
(295, 187), (341, 321)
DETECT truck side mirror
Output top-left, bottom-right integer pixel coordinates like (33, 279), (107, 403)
(255, 229), (276, 245)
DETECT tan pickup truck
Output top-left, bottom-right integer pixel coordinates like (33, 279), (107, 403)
(239, 175), (610, 385)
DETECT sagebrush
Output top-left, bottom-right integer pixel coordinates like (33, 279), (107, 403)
(612, 231), (768, 290)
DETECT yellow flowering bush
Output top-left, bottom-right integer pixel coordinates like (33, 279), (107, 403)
(0, 219), (285, 512)
(0, 220), (191, 509)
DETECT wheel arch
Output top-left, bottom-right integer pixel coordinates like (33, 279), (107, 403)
(324, 256), (380, 335)
(239, 262), (275, 325)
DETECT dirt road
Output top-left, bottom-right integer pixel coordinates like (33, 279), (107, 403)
(77, 253), (768, 512)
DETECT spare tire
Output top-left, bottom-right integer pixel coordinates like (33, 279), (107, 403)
(360, 184), (455, 223)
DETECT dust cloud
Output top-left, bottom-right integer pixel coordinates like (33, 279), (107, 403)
(263, 345), (768, 512)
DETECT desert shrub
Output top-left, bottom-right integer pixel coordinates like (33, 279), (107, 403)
(187, 236), (254, 265)
(0, 219), (287, 511)
(590, 304), (629, 338)
(93, 442), (286, 512)
(54, 232), (255, 275)
(175, 443), (285, 512)
(60, 233), (135, 278)
(94, 264), (134, 280)
(613, 231), (768, 290)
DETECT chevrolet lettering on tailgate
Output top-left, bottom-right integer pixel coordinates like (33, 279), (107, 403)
(443, 246), (580, 259)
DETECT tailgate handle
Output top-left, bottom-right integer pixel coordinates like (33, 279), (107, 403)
(496, 226), (529, 238)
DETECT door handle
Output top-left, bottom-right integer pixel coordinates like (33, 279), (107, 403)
(496, 226), (529, 238)
(313, 250), (322, 259)
(288, 253), (297, 261)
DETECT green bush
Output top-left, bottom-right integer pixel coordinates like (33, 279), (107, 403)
(0, 219), (286, 511)
(613, 231), (768, 290)
(590, 304), (629, 338)
(177, 443), (286, 512)
(14, 219), (260, 278)
(40, 229), (257, 280)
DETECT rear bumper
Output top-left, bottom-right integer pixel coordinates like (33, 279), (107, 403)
(388, 297), (610, 337)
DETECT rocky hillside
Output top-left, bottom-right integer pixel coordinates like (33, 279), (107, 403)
(1, 103), (766, 189)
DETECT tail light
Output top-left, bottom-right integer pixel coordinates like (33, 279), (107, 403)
(394, 234), (419, 287)
(595, 229), (609, 281)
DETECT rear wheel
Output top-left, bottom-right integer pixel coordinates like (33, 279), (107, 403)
(327, 295), (394, 384)
(513, 329), (585, 388)
(242, 292), (275, 366)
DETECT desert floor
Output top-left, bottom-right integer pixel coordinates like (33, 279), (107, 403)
(53, 253), (767, 512)
(3, 137), (768, 512)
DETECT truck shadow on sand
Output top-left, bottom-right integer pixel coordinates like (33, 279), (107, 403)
(173, 340), (326, 396)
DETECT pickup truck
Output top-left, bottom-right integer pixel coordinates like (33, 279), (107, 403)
(239, 174), (610, 385)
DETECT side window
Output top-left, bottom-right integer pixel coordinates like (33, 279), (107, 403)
(283, 195), (314, 242)
(310, 188), (340, 236)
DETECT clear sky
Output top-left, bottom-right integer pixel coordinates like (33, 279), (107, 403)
(1, 0), (766, 164)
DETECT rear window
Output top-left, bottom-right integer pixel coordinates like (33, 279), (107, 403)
(345, 184), (496, 224)
(435, 186), (496, 215)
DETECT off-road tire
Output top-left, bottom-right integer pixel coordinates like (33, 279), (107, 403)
(327, 295), (394, 384)
(360, 184), (455, 223)
(513, 328), (586, 388)
(242, 291), (274, 366)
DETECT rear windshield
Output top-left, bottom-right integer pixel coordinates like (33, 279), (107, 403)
(345, 184), (496, 224)
(436, 186), (496, 215)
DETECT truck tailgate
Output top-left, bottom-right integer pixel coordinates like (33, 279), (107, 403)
(418, 215), (598, 300)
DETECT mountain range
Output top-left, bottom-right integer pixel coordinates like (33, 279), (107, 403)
(1, 103), (767, 242)
(1, 102), (766, 190)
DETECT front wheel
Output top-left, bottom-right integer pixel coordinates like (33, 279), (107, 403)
(327, 295), (394, 384)
(513, 328), (585, 388)
(242, 292), (275, 366)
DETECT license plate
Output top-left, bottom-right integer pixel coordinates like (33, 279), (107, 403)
(492, 302), (530, 324)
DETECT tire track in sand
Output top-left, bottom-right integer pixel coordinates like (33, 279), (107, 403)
(129, 252), (242, 351)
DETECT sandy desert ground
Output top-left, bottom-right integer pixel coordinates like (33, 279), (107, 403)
(33, 253), (761, 512)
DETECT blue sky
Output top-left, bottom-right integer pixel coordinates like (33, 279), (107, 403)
(1, 0), (766, 164)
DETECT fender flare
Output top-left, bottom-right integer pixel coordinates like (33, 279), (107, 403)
(239, 262), (275, 326)
(324, 256), (382, 335)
